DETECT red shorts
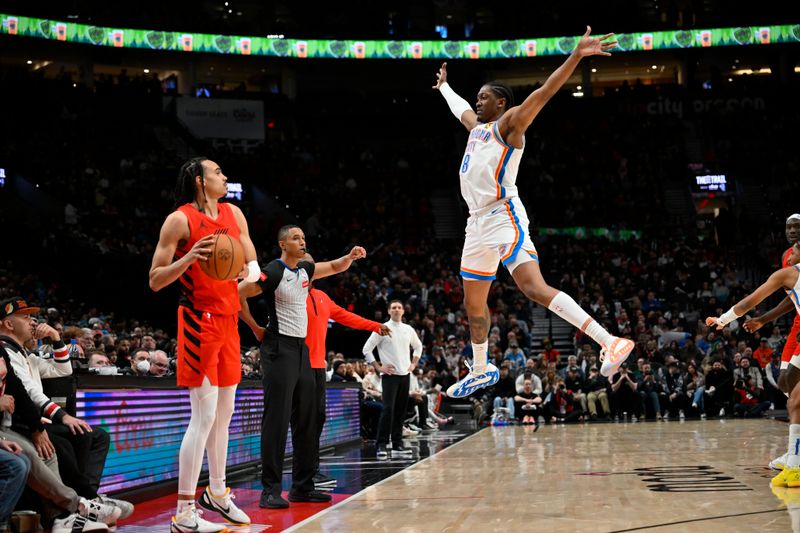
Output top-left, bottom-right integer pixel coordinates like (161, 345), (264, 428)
(781, 316), (800, 366)
(176, 306), (241, 388)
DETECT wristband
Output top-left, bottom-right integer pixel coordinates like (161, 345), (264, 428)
(716, 307), (739, 327)
(245, 260), (261, 283)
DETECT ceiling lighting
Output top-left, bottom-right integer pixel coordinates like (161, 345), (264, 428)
(143, 68), (150, 73)
(591, 68), (597, 73)
(26, 60), (32, 65)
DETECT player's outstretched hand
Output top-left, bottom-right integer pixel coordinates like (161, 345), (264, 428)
(705, 316), (724, 330)
(348, 246), (367, 261)
(575, 26), (618, 58)
(433, 62), (448, 89)
(378, 324), (392, 337)
(743, 317), (764, 333)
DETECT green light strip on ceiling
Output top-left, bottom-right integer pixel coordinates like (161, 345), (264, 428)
(2, 14), (798, 59)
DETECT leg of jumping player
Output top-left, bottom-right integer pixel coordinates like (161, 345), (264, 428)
(510, 260), (633, 377)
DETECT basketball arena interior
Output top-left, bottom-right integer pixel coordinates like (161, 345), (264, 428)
(1, 1), (799, 532)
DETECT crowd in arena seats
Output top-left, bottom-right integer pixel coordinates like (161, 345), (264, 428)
(1, 63), (799, 433)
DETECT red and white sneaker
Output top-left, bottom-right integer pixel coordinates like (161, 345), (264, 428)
(600, 337), (634, 377)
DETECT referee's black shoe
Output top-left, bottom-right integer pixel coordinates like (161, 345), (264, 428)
(259, 491), (289, 509)
(313, 471), (337, 487)
(288, 489), (333, 503)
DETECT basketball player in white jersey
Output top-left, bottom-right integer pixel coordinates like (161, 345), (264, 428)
(434, 27), (633, 398)
(706, 242), (800, 488)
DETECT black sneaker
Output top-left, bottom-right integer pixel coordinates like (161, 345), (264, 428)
(259, 491), (289, 509)
(288, 490), (332, 503)
(313, 471), (337, 486)
(376, 444), (389, 460)
(392, 445), (413, 457)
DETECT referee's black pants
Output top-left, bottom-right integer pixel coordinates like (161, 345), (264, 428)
(260, 334), (317, 497)
(376, 374), (410, 447)
(313, 368), (326, 473)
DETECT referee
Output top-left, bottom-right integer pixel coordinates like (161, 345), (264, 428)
(239, 225), (366, 509)
(363, 300), (422, 459)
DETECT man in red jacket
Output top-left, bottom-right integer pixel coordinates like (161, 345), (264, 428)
(306, 279), (390, 489)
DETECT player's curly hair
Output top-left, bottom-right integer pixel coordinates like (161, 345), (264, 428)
(173, 156), (208, 209)
(485, 81), (515, 110)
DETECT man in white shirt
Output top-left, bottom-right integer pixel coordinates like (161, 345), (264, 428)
(363, 301), (422, 459)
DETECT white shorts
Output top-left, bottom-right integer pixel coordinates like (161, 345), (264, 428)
(460, 197), (538, 281)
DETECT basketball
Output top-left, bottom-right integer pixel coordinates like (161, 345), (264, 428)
(198, 233), (245, 281)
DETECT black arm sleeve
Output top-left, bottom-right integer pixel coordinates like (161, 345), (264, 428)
(256, 260), (284, 294)
(298, 260), (315, 280)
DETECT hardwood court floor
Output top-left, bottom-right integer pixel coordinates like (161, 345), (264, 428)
(288, 419), (796, 532)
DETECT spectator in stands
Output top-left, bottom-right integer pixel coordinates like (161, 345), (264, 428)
(733, 357), (763, 397)
(752, 338), (774, 369)
(491, 366), (517, 421)
(704, 359), (733, 417)
(514, 378), (541, 425)
(515, 360), (543, 394)
(87, 351), (112, 369)
(539, 338), (560, 365)
(638, 362), (664, 420)
(610, 363), (639, 419)
(583, 366), (610, 420)
(130, 348), (151, 376)
(767, 326), (784, 352)
(0, 439), (30, 533)
(330, 361), (350, 383)
(764, 352), (786, 410)
(503, 342), (526, 375)
(543, 376), (582, 423)
(679, 338), (703, 364)
(662, 361), (687, 418)
(564, 366), (587, 412)
(733, 376), (771, 418)
(684, 362), (706, 417)
(148, 350), (170, 377)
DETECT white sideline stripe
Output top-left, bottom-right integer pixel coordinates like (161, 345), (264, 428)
(283, 427), (486, 532)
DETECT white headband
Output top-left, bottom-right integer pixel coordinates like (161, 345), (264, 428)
(787, 213), (800, 223)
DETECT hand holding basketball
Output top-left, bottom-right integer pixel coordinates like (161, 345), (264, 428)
(198, 233), (245, 281)
(186, 234), (215, 264)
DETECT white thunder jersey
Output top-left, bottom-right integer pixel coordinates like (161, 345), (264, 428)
(786, 265), (800, 315)
(458, 121), (538, 280)
(459, 121), (523, 213)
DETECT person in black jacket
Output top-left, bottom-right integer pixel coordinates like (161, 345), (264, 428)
(491, 365), (517, 420)
(705, 358), (734, 417)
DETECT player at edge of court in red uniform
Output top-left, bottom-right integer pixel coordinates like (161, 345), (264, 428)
(742, 213), (800, 471)
(150, 157), (260, 533)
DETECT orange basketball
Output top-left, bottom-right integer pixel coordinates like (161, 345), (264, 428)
(198, 233), (245, 281)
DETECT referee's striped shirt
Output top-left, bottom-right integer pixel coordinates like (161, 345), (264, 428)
(256, 259), (315, 338)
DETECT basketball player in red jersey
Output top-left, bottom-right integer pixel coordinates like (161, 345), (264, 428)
(744, 213), (800, 471)
(150, 157), (260, 533)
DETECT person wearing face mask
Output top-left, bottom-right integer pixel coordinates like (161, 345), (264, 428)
(130, 348), (151, 376)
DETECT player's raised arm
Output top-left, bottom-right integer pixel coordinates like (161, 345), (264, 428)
(313, 246), (366, 280)
(502, 26), (617, 137)
(707, 267), (796, 330)
(433, 62), (478, 131)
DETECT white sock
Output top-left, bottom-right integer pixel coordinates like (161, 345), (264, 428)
(472, 341), (488, 372)
(548, 292), (614, 347)
(209, 478), (226, 497)
(788, 424), (800, 468)
(176, 500), (195, 516)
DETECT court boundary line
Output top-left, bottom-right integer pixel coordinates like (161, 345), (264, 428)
(283, 426), (487, 532)
(606, 508), (785, 532)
